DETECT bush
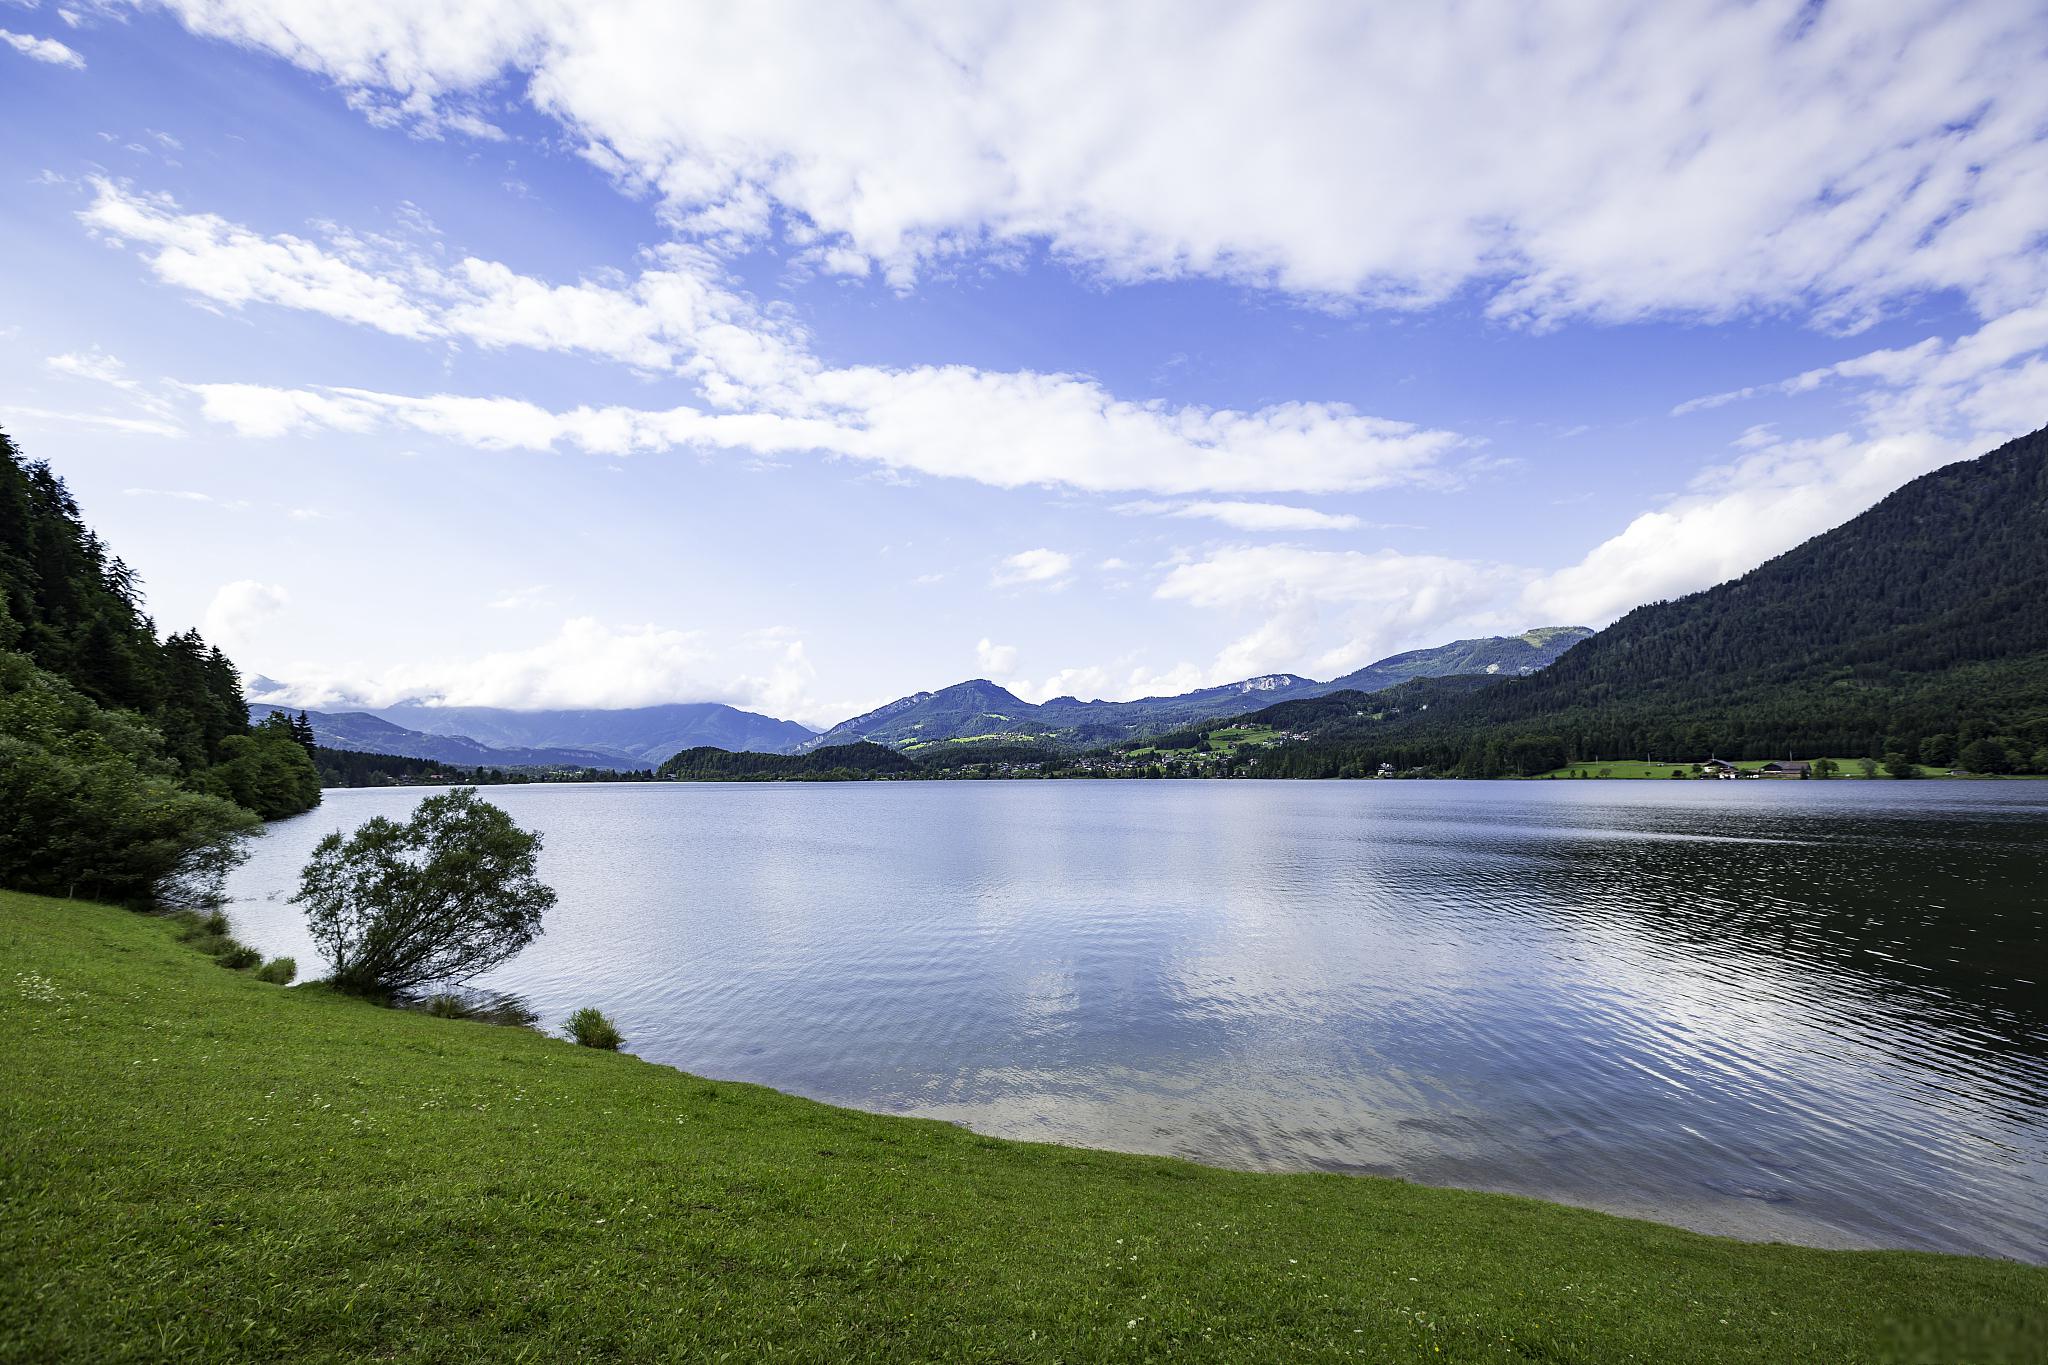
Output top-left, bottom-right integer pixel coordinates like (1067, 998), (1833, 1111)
(254, 957), (297, 985)
(216, 945), (261, 970)
(294, 788), (555, 996)
(565, 1007), (624, 1051)
(0, 652), (259, 906)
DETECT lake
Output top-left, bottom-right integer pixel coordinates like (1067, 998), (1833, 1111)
(224, 779), (2048, 1262)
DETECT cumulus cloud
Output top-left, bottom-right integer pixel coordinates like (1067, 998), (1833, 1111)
(975, 638), (1019, 675)
(139, 0), (2048, 323)
(203, 579), (290, 652)
(2, 29), (83, 68)
(991, 548), (1073, 588)
(1155, 545), (1526, 680)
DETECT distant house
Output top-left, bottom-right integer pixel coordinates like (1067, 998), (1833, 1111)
(1375, 762), (1396, 778)
(1702, 758), (1739, 778)
(1758, 761), (1811, 778)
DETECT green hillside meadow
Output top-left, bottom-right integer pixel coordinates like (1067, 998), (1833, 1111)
(3, 892), (2041, 1362)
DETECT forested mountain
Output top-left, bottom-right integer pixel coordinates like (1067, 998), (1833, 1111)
(800, 629), (1591, 751)
(1322, 627), (1592, 691)
(658, 742), (917, 781)
(1222, 426), (2048, 776)
(249, 704), (656, 770)
(1, 429), (320, 901)
(800, 679), (1055, 750)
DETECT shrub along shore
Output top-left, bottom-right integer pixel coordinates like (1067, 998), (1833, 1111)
(3, 891), (2042, 1363)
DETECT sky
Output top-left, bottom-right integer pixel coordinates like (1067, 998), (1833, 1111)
(2, 1), (2045, 729)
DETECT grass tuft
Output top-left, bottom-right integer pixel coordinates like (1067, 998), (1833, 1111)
(564, 1005), (625, 1050)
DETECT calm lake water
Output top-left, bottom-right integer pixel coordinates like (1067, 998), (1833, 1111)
(224, 780), (2048, 1261)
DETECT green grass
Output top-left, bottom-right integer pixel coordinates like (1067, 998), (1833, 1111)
(3, 891), (2042, 1362)
(1205, 724), (1281, 753)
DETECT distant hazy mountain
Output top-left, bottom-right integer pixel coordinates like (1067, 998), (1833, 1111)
(800, 628), (1591, 751)
(367, 702), (817, 764)
(248, 705), (640, 770)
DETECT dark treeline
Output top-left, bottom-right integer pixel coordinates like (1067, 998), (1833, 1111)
(313, 746), (660, 788)
(656, 742), (917, 781)
(1, 429), (321, 902)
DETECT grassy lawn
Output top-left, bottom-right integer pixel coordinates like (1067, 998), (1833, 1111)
(3, 891), (2042, 1362)
(1205, 724), (1281, 753)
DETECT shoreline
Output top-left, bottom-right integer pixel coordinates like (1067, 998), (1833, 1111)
(5, 889), (2043, 1361)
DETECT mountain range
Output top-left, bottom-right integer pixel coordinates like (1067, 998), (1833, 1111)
(796, 627), (1593, 751)
(247, 700), (817, 771)
(252, 628), (1593, 770)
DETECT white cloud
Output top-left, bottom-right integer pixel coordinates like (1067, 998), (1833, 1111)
(254, 617), (841, 726)
(1155, 544), (1526, 681)
(81, 181), (440, 338)
(1119, 499), (1361, 532)
(123, 487), (213, 502)
(141, 0), (2048, 324)
(97, 182), (1465, 495)
(991, 548), (1073, 588)
(0, 404), (182, 438)
(182, 376), (1456, 496)
(203, 579), (290, 652)
(48, 348), (136, 389)
(1525, 429), (1976, 626)
(1546, 300), (2048, 625)
(2, 29), (83, 68)
(975, 638), (1019, 675)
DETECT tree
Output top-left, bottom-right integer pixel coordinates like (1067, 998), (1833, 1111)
(1858, 756), (1880, 778)
(1882, 751), (1920, 779)
(1959, 738), (2009, 774)
(0, 651), (258, 903)
(295, 788), (555, 996)
(1810, 758), (1839, 779)
(1920, 734), (1957, 768)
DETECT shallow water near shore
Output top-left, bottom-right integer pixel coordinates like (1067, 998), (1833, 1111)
(225, 779), (2048, 1261)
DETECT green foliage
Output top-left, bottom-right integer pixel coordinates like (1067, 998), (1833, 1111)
(5, 891), (2044, 1363)
(656, 741), (916, 781)
(1883, 752), (1921, 779)
(0, 651), (259, 903)
(0, 429), (319, 903)
(254, 956), (298, 985)
(216, 944), (262, 970)
(565, 1006), (625, 1050)
(198, 714), (323, 818)
(295, 787), (556, 996)
(1960, 737), (2010, 774)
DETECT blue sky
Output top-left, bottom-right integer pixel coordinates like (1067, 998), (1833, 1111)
(2, 1), (2044, 727)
